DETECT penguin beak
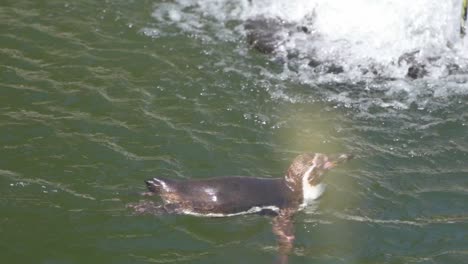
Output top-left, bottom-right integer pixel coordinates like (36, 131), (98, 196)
(305, 153), (353, 186)
(324, 153), (353, 169)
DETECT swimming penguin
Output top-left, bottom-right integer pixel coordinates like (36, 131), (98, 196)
(131, 153), (352, 263)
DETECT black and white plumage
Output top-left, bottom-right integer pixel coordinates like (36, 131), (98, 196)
(129, 153), (352, 264)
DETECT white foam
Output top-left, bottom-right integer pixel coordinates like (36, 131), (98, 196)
(308, 0), (461, 59)
(148, 0), (468, 110)
(150, 0), (466, 61)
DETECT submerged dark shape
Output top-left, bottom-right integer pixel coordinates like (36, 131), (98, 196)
(245, 17), (314, 55)
(397, 50), (428, 79)
(129, 153), (353, 264)
(245, 17), (295, 54)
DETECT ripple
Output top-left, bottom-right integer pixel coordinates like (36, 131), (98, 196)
(333, 212), (468, 226)
(0, 169), (95, 200)
(78, 133), (177, 163)
(129, 251), (211, 263)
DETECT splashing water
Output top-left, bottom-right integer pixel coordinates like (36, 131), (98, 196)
(146, 0), (468, 110)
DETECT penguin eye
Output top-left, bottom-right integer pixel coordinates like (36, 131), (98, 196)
(316, 156), (328, 169)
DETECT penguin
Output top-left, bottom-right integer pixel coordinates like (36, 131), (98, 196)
(130, 153), (353, 263)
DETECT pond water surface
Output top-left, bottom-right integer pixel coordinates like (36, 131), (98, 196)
(1, 1), (468, 263)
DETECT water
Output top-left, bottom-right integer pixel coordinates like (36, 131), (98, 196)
(1, 0), (467, 263)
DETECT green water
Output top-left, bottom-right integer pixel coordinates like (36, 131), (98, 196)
(1, 1), (468, 263)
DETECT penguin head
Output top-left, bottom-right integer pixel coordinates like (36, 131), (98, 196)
(285, 153), (352, 188)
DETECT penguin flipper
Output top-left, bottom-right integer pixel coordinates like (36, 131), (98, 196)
(272, 209), (296, 264)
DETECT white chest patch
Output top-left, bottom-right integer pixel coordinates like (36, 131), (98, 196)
(301, 165), (325, 209)
(302, 183), (325, 205)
